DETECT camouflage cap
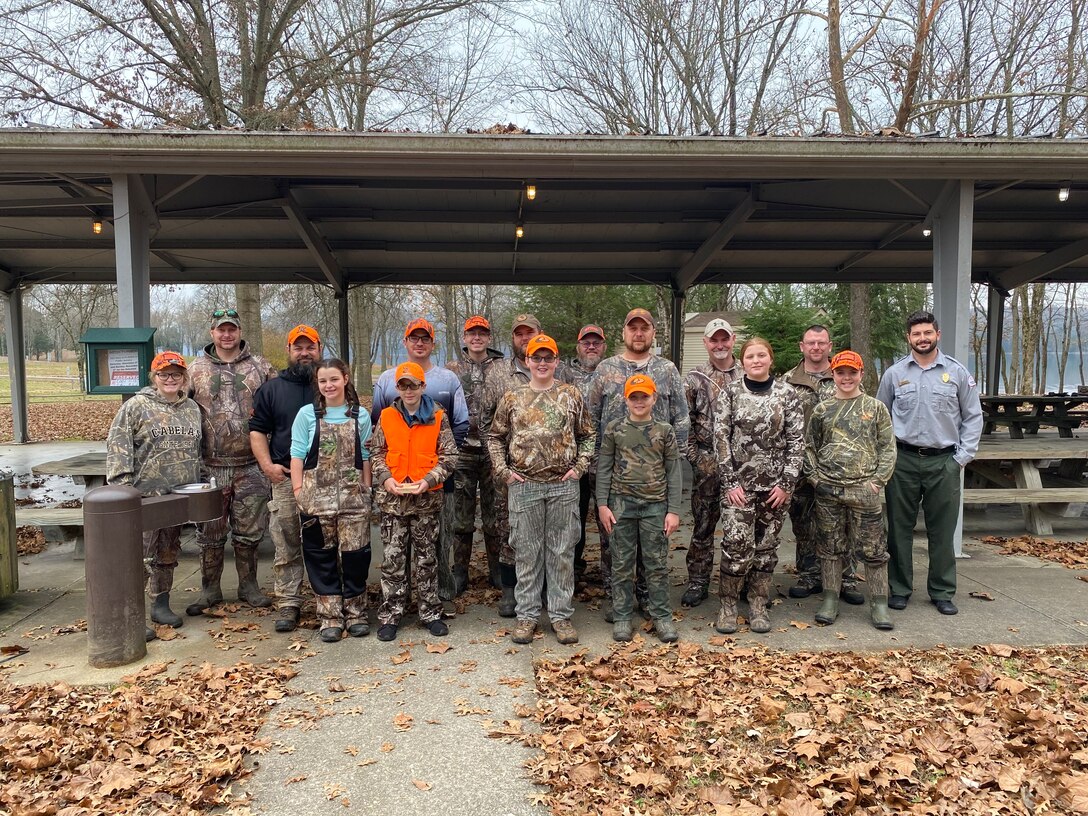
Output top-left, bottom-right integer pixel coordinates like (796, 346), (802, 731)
(624, 374), (656, 398)
(624, 308), (655, 327)
(830, 350), (864, 371)
(404, 318), (435, 339)
(511, 313), (542, 333)
(395, 361), (426, 385)
(211, 308), (241, 329)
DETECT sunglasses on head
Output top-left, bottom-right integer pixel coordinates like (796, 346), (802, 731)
(213, 309), (239, 318)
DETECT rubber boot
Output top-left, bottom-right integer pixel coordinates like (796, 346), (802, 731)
(452, 565), (469, 597)
(186, 547), (224, 616)
(866, 563), (894, 630)
(815, 558), (841, 625)
(235, 547), (272, 608)
(498, 563), (517, 618)
(485, 539), (502, 589)
(715, 575), (745, 634)
(150, 593), (183, 628)
(452, 533), (473, 596)
(747, 571), (773, 634)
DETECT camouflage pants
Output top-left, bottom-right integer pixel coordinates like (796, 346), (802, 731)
(815, 483), (889, 566)
(509, 480), (578, 622)
(268, 478), (305, 610)
(608, 495), (670, 622)
(378, 511), (442, 626)
(687, 452), (720, 589)
(790, 483), (859, 590)
(581, 472), (614, 587)
(300, 507), (371, 630)
(492, 477), (514, 566)
(196, 462), (270, 582)
(452, 448), (502, 571)
(719, 490), (786, 577)
(144, 525), (182, 597)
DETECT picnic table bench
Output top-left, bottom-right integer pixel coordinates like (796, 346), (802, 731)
(966, 435), (1088, 535)
(26, 452), (107, 559)
(981, 394), (1088, 439)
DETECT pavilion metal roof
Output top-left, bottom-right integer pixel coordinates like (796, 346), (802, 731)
(0, 129), (1085, 294)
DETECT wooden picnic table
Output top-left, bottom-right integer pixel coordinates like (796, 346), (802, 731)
(966, 434), (1088, 535)
(28, 451), (107, 559)
(981, 394), (1088, 439)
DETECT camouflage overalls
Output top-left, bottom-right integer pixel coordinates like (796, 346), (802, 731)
(372, 401), (457, 627)
(596, 417), (683, 623)
(188, 342), (276, 601)
(684, 360), (739, 592)
(106, 388), (203, 599)
(296, 408), (372, 632)
(714, 378), (804, 621)
(784, 363), (859, 593)
(587, 355), (690, 597)
(805, 394), (897, 599)
(446, 347), (504, 585)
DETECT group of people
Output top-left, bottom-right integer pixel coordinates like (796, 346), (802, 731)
(104, 304), (982, 646)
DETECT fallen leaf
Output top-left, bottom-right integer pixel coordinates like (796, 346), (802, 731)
(969, 591), (995, 601)
(392, 649), (412, 665)
(789, 620), (811, 630)
(426, 642), (452, 654)
(412, 779), (432, 791)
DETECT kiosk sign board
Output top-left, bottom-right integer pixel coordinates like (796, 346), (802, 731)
(79, 328), (157, 395)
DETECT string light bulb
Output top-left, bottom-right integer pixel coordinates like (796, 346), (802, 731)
(525, 184), (537, 201)
(515, 223), (525, 239)
(1059, 184), (1071, 202)
(92, 219), (103, 235)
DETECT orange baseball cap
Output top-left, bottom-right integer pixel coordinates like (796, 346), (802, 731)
(830, 350), (864, 371)
(578, 324), (605, 341)
(395, 361), (426, 385)
(526, 334), (559, 357)
(464, 315), (490, 332)
(151, 350), (187, 371)
(288, 324), (320, 345)
(404, 317), (435, 339)
(624, 374), (656, 398)
(624, 308), (655, 327)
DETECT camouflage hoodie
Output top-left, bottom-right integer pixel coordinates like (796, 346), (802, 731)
(445, 346), (504, 449)
(106, 387), (203, 496)
(714, 377), (804, 494)
(188, 340), (277, 466)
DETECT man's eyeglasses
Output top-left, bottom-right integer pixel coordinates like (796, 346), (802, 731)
(406, 334), (433, 344)
(212, 309), (239, 318)
(578, 339), (603, 348)
(155, 372), (184, 381)
(528, 355), (557, 364)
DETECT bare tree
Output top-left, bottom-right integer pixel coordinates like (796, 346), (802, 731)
(28, 284), (117, 389)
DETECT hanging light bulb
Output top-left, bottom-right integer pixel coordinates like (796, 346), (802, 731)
(1059, 184), (1071, 202)
(515, 223), (525, 239)
(92, 218), (103, 235)
(526, 183), (537, 201)
(922, 227), (932, 238)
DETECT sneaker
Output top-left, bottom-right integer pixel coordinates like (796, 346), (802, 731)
(274, 607), (300, 633)
(377, 624), (398, 642)
(426, 619), (449, 636)
(512, 619), (537, 644)
(680, 585), (708, 608)
(553, 619), (579, 645)
(788, 581), (822, 599)
(654, 619), (679, 643)
(612, 619), (632, 642)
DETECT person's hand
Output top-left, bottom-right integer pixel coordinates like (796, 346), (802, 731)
(597, 505), (616, 535)
(506, 471), (526, 485)
(383, 477), (401, 495)
(560, 468), (579, 482)
(726, 486), (747, 507)
(664, 512), (680, 537)
(262, 462), (289, 484)
(767, 485), (791, 508)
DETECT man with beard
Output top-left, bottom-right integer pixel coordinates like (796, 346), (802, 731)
(477, 313), (544, 616)
(445, 315), (505, 593)
(186, 308), (277, 616)
(877, 311), (982, 616)
(784, 325), (863, 604)
(586, 308), (689, 620)
(372, 318), (470, 600)
(250, 325), (322, 633)
(566, 324), (607, 580)
(681, 318), (740, 608)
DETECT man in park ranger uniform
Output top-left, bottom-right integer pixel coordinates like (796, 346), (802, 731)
(877, 310), (983, 616)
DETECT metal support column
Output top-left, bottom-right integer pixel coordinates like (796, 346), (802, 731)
(931, 179), (974, 558)
(985, 284), (1007, 395)
(669, 288), (685, 368)
(337, 291), (350, 362)
(3, 287), (29, 442)
(111, 175), (157, 327)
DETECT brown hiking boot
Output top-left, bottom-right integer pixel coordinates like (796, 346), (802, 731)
(553, 619), (579, 645)
(511, 619), (537, 644)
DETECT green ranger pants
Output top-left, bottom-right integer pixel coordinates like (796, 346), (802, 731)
(884, 448), (960, 601)
(607, 495), (671, 622)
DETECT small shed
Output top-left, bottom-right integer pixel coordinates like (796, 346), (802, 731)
(682, 311), (747, 375)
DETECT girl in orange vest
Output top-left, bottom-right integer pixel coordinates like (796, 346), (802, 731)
(371, 361), (458, 641)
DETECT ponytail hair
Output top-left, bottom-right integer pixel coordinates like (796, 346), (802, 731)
(311, 358), (359, 418)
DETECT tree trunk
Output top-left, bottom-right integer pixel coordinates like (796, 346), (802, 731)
(849, 283), (876, 392)
(350, 286), (373, 391)
(827, 0), (854, 132)
(236, 284), (263, 355)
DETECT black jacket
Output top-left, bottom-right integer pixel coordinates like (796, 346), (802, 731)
(249, 368), (315, 467)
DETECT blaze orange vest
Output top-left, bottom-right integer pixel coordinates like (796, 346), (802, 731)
(379, 406), (444, 491)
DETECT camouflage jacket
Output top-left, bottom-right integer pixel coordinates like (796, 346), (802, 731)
(805, 393), (897, 488)
(371, 400), (457, 517)
(188, 341), (276, 467)
(477, 356), (532, 444)
(714, 378), (804, 494)
(596, 418), (683, 510)
(783, 361), (835, 428)
(487, 383), (594, 483)
(445, 347), (504, 449)
(566, 358), (600, 401)
(586, 354), (690, 457)
(106, 387), (203, 496)
(684, 360), (740, 463)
